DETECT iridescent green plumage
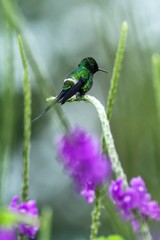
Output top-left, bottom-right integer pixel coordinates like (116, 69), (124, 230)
(32, 57), (107, 123)
(56, 57), (107, 104)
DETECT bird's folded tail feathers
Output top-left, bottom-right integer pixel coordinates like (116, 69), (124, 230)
(31, 89), (67, 124)
(56, 90), (68, 103)
(31, 99), (56, 124)
(32, 78), (85, 124)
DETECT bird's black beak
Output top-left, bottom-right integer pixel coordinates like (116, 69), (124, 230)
(98, 68), (108, 73)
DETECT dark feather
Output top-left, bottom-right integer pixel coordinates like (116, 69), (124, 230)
(58, 78), (85, 104)
(56, 90), (68, 102)
(32, 78), (85, 123)
(31, 99), (56, 124)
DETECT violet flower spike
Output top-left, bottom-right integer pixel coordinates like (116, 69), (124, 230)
(58, 127), (111, 203)
(109, 176), (160, 232)
(9, 195), (39, 238)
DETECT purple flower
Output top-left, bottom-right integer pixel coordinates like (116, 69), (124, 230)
(109, 176), (160, 231)
(9, 195), (39, 238)
(141, 201), (160, 220)
(120, 187), (138, 211)
(109, 178), (124, 203)
(58, 127), (111, 203)
(130, 176), (150, 202)
(130, 176), (146, 192)
(0, 228), (16, 240)
(80, 184), (96, 203)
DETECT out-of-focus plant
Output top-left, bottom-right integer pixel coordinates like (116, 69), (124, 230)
(39, 207), (53, 240)
(152, 54), (160, 122)
(1, 0), (160, 237)
(96, 236), (125, 240)
(18, 35), (31, 202)
(1, 0), (69, 130)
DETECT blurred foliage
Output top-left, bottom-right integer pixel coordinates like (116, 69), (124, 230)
(0, 208), (38, 227)
(152, 54), (160, 122)
(39, 207), (53, 240)
(1, 0), (160, 239)
(96, 236), (125, 240)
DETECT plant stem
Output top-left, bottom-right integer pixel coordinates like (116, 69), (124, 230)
(140, 222), (152, 240)
(39, 207), (53, 240)
(102, 21), (128, 153)
(91, 21), (128, 239)
(18, 35), (31, 202)
(90, 188), (102, 240)
(106, 21), (128, 120)
(152, 54), (160, 122)
(67, 95), (128, 186)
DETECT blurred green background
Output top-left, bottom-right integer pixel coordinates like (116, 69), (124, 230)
(0, 0), (160, 239)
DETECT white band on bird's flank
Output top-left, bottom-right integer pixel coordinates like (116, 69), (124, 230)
(64, 78), (77, 84)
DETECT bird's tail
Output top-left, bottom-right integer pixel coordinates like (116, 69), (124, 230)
(31, 98), (57, 124)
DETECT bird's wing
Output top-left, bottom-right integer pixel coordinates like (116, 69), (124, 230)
(57, 77), (85, 104)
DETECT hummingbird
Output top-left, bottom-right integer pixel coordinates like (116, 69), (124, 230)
(32, 57), (107, 123)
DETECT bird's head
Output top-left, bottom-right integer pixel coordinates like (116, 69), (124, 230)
(78, 57), (108, 74)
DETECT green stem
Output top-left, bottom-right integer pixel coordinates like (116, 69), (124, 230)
(140, 223), (152, 240)
(67, 95), (128, 186)
(18, 35), (31, 202)
(102, 21), (128, 153)
(39, 207), (53, 240)
(90, 188), (102, 240)
(91, 21), (128, 239)
(152, 54), (160, 122)
(106, 21), (128, 120)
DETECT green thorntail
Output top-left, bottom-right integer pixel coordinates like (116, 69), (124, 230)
(32, 57), (107, 123)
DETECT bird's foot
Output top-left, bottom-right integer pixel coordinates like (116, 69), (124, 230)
(76, 92), (84, 100)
